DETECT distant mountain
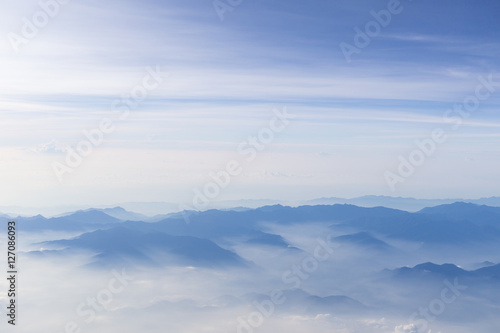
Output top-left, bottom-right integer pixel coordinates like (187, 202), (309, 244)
(147, 211), (193, 222)
(14, 202), (500, 248)
(116, 200), (281, 216)
(394, 262), (469, 278)
(333, 206), (500, 244)
(388, 262), (500, 280)
(304, 196), (456, 212)
(116, 204), (408, 245)
(419, 202), (500, 227)
(242, 288), (368, 315)
(54, 210), (122, 224)
(5, 195), (500, 217)
(89, 201), (183, 217)
(470, 261), (496, 270)
(473, 263), (500, 279)
(13, 210), (122, 232)
(93, 207), (151, 221)
(304, 195), (500, 212)
(0, 215), (16, 225)
(38, 226), (248, 268)
(245, 230), (290, 247)
(0, 213), (13, 219)
(333, 232), (393, 251)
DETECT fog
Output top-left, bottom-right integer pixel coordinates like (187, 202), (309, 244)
(1, 206), (498, 333)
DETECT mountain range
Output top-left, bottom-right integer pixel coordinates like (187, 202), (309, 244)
(6, 195), (500, 217)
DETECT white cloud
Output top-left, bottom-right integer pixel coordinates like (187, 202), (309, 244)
(394, 324), (419, 333)
(29, 139), (66, 154)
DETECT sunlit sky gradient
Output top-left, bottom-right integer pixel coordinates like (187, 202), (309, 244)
(1, 0), (500, 208)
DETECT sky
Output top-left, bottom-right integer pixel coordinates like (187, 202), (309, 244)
(1, 0), (500, 209)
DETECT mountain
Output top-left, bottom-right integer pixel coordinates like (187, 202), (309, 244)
(14, 202), (500, 247)
(54, 209), (122, 224)
(419, 202), (500, 227)
(304, 195), (500, 212)
(115, 200), (279, 216)
(14, 210), (122, 232)
(38, 226), (248, 268)
(332, 232), (393, 251)
(242, 288), (368, 315)
(393, 262), (469, 278)
(245, 230), (290, 247)
(333, 208), (500, 244)
(5, 196), (500, 217)
(388, 262), (500, 280)
(93, 207), (151, 221)
(472, 263), (500, 279)
(115, 204), (409, 246)
(304, 196), (457, 212)
(470, 261), (496, 270)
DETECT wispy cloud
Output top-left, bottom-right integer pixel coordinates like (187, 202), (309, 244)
(1, 0), (499, 206)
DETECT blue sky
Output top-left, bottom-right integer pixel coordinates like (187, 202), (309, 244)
(1, 0), (499, 208)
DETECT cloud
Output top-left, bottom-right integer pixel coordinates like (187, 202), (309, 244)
(394, 324), (419, 333)
(1, 0), (500, 205)
(29, 140), (67, 154)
